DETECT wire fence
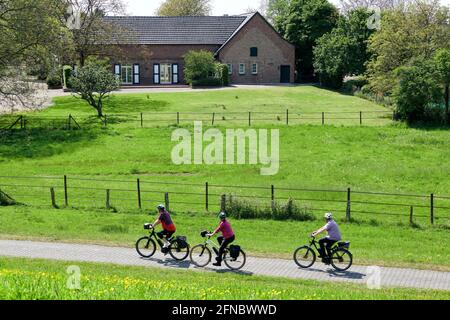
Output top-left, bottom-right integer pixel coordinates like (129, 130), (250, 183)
(0, 110), (394, 131)
(1, 175), (449, 226)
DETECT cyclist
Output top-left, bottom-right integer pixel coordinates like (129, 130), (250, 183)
(150, 204), (176, 254)
(311, 212), (342, 264)
(207, 212), (235, 267)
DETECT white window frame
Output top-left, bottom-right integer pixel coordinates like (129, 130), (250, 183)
(227, 64), (233, 75)
(121, 65), (133, 85)
(239, 63), (245, 75)
(252, 63), (258, 75)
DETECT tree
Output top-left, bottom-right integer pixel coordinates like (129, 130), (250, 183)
(0, 0), (69, 111)
(339, 0), (411, 13)
(266, 0), (292, 35)
(434, 49), (450, 124)
(284, 0), (339, 81)
(63, 0), (127, 66)
(393, 57), (442, 123)
(69, 58), (120, 117)
(366, 0), (449, 95)
(156, 0), (211, 16)
(313, 8), (375, 88)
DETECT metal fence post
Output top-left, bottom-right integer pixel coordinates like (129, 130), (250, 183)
(322, 112), (325, 125)
(140, 113), (143, 128)
(360, 112), (362, 126)
(248, 112), (251, 126)
(410, 206), (414, 226)
(346, 188), (351, 221)
(286, 109), (289, 125)
(271, 185), (275, 213)
(64, 175), (68, 206)
(137, 179), (141, 209)
(205, 182), (209, 211)
(430, 193), (434, 225)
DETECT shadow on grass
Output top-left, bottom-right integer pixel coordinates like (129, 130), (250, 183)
(0, 128), (102, 159)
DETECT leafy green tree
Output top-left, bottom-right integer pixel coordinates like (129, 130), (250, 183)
(183, 51), (217, 85)
(69, 58), (120, 117)
(434, 49), (450, 124)
(156, 0), (211, 16)
(314, 8), (375, 88)
(284, 0), (339, 81)
(393, 57), (442, 123)
(266, 0), (292, 35)
(366, 1), (449, 95)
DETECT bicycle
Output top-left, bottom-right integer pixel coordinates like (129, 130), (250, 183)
(293, 235), (353, 271)
(190, 230), (246, 270)
(135, 223), (190, 261)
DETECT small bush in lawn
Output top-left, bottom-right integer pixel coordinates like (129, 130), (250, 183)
(224, 196), (315, 221)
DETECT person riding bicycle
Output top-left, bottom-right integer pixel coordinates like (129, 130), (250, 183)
(311, 212), (342, 264)
(207, 212), (235, 267)
(150, 204), (176, 254)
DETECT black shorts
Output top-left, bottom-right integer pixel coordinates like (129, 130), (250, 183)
(157, 230), (175, 239)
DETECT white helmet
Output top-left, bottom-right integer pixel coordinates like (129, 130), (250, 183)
(324, 212), (333, 220)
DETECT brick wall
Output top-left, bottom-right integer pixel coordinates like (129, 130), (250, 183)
(217, 14), (295, 84)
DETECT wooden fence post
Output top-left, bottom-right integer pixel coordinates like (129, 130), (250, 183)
(286, 109), (289, 125)
(205, 182), (209, 211)
(430, 193), (434, 225)
(212, 113), (215, 126)
(106, 189), (111, 209)
(220, 194), (226, 212)
(165, 192), (170, 211)
(140, 113), (143, 128)
(177, 112), (180, 125)
(322, 112), (325, 125)
(346, 188), (351, 221)
(360, 112), (362, 126)
(271, 185), (275, 213)
(137, 179), (141, 209)
(248, 112), (251, 126)
(410, 206), (414, 226)
(64, 175), (68, 206)
(50, 187), (57, 208)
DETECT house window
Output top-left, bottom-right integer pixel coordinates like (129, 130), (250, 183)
(250, 47), (258, 57)
(252, 63), (258, 74)
(227, 64), (233, 75)
(239, 63), (245, 75)
(121, 65), (133, 84)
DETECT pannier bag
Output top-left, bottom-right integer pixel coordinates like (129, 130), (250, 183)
(176, 236), (188, 249)
(338, 241), (350, 249)
(229, 245), (241, 259)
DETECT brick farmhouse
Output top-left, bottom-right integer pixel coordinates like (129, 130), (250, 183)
(104, 12), (295, 86)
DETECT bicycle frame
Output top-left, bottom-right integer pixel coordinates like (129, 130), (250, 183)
(146, 227), (172, 249)
(199, 235), (232, 261)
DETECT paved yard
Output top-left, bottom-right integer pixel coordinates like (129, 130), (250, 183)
(0, 240), (448, 291)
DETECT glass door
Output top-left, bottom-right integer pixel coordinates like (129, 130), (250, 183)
(160, 64), (172, 84)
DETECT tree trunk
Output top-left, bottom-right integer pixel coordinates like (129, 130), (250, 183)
(79, 52), (85, 67)
(97, 99), (103, 118)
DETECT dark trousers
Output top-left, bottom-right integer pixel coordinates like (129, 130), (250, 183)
(157, 230), (175, 240)
(318, 237), (337, 258)
(217, 235), (235, 262)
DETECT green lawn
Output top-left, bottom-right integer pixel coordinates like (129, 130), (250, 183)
(0, 86), (449, 270)
(0, 257), (448, 300)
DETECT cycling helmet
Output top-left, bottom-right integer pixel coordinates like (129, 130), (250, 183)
(218, 212), (227, 220)
(157, 204), (165, 211)
(324, 212), (333, 220)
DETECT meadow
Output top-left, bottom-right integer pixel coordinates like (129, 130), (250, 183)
(0, 257), (448, 300)
(1, 86), (449, 271)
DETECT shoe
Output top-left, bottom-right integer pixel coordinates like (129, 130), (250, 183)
(213, 262), (222, 267)
(161, 247), (169, 255)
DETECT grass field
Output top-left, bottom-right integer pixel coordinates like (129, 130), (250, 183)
(0, 257), (448, 300)
(1, 86), (449, 271)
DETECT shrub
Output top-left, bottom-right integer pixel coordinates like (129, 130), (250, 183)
(217, 63), (230, 86)
(224, 196), (316, 221)
(63, 66), (73, 89)
(183, 50), (226, 87)
(342, 76), (368, 94)
(46, 68), (62, 88)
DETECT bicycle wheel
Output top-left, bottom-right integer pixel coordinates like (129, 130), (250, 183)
(136, 237), (156, 258)
(293, 246), (316, 268)
(190, 245), (212, 267)
(224, 248), (246, 271)
(330, 248), (353, 271)
(169, 241), (190, 261)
